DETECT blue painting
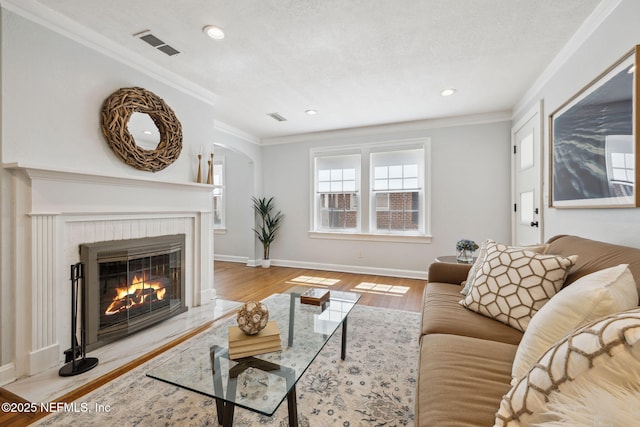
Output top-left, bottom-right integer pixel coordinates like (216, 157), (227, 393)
(551, 50), (636, 207)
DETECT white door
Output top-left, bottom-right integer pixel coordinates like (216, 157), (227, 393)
(512, 102), (543, 246)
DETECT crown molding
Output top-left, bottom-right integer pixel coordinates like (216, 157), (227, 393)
(0, 0), (218, 107)
(213, 120), (261, 145)
(261, 110), (512, 146)
(513, 0), (623, 118)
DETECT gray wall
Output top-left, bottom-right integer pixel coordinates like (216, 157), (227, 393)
(252, 118), (512, 277)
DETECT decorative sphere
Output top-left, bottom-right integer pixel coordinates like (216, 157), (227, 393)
(236, 301), (269, 335)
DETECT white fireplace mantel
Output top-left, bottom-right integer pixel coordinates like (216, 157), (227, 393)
(3, 162), (216, 380)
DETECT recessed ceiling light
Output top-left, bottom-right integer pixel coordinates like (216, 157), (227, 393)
(305, 109), (318, 115)
(441, 88), (457, 97)
(203, 25), (225, 40)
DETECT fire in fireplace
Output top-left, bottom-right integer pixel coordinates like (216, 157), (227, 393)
(80, 234), (187, 351)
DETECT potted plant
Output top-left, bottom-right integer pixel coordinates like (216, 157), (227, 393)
(252, 196), (284, 268)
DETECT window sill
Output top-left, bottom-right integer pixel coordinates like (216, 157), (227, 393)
(213, 228), (227, 235)
(308, 231), (432, 244)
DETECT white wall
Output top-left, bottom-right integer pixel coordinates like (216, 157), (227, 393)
(253, 117), (512, 277)
(0, 9), (220, 380)
(513, 0), (640, 247)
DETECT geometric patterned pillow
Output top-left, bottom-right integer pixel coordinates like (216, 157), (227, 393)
(460, 240), (550, 295)
(460, 241), (576, 332)
(495, 307), (640, 426)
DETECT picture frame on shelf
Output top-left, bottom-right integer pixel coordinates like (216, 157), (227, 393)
(549, 45), (639, 208)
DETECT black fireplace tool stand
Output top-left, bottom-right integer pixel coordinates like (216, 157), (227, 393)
(59, 262), (99, 377)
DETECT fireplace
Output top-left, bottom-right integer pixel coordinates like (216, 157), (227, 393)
(80, 234), (187, 351)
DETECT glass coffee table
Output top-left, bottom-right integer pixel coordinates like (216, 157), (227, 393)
(147, 290), (360, 426)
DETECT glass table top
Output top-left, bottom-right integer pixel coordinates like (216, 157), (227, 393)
(147, 290), (360, 416)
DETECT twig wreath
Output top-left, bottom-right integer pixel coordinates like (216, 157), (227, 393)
(100, 87), (183, 172)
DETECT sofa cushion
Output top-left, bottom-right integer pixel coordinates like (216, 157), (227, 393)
(511, 264), (638, 384)
(417, 333), (517, 427)
(495, 307), (640, 426)
(421, 282), (522, 345)
(460, 242), (577, 332)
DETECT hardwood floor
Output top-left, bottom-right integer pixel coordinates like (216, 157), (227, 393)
(214, 261), (426, 312)
(0, 261), (426, 426)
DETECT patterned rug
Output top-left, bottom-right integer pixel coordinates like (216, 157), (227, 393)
(37, 298), (420, 427)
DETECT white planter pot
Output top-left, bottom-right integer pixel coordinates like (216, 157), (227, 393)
(261, 259), (271, 268)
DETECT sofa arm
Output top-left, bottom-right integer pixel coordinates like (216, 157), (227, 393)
(428, 261), (472, 285)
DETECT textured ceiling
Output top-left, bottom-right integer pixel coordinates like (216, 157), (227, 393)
(30, 0), (602, 140)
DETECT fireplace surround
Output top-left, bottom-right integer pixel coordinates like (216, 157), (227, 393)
(3, 164), (215, 381)
(81, 234), (187, 351)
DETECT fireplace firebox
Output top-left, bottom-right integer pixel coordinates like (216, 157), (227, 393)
(80, 234), (187, 351)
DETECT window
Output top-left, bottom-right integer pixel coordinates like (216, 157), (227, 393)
(371, 149), (423, 232)
(213, 158), (225, 229)
(311, 141), (429, 241)
(314, 154), (360, 231)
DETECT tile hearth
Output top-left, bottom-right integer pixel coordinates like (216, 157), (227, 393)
(4, 298), (241, 404)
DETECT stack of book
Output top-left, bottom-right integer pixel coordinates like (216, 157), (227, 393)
(228, 320), (281, 359)
(300, 288), (330, 306)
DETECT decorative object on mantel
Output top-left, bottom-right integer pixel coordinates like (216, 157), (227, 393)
(252, 196), (284, 268)
(456, 239), (479, 264)
(236, 301), (270, 335)
(206, 152), (214, 184)
(196, 153), (203, 183)
(100, 86), (183, 172)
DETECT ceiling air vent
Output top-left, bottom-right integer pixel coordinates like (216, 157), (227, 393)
(267, 112), (287, 122)
(134, 30), (180, 56)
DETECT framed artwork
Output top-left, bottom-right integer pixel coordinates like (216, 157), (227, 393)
(550, 45), (639, 208)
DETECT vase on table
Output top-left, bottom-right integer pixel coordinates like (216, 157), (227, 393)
(456, 248), (474, 264)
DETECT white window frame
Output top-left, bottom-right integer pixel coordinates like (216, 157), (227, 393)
(309, 139), (431, 243)
(314, 153), (361, 232)
(212, 156), (225, 231)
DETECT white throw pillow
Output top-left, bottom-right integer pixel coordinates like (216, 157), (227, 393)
(531, 357), (640, 426)
(495, 307), (640, 426)
(511, 264), (638, 384)
(460, 242), (576, 332)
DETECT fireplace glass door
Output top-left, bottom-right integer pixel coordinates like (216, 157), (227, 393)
(99, 249), (180, 329)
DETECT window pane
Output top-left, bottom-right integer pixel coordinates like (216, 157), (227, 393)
(404, 178), (418, 189)
(318, 169), (331, 181)
(374, 179), (388, 190)
(318, 182), (331, 192)
(330, 169), (343, 180)
(404, 164), (418, 177)
(343, 180), (356, 191)
(374, 166), (388, 179)
(343, 168), (356, 180)
(330, 181), (343, 192)
(389, 165), (403, 178)
(389, 179), (403, 190)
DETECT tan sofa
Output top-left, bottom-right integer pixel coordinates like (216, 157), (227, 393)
(416, 235), (640, 426)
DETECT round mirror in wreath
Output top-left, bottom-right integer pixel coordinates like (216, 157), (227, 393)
(100, 87), (183, 172)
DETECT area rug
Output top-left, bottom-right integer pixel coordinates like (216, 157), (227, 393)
(36, 298), (420, 427)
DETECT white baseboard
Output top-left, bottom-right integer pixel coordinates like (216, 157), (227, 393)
(29, 343), (60, 376)
(0, 363), (16, 387)
(214, 254), (249, 264)
(214, 255), (427, 280)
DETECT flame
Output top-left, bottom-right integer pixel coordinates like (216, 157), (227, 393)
(105, 273), (167, 316)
